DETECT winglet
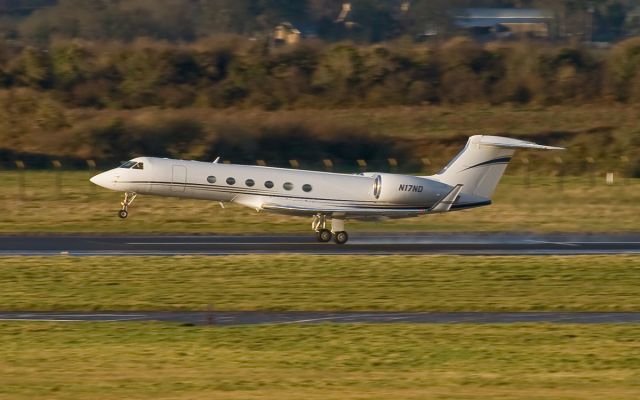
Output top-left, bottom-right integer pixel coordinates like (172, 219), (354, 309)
(429, 184), (464, 213)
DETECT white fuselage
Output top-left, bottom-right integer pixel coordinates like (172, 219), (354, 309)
(90, 157), (487, 219)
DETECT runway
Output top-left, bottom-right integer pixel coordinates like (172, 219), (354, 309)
(0, 233), (638, 255)
(1, 311), (639, 324)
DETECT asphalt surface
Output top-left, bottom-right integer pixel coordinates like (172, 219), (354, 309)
(1, 311), (640, 325)
(0, 233), (639, 255)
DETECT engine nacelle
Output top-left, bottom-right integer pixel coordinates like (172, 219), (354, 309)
(371, 173), (453, 206)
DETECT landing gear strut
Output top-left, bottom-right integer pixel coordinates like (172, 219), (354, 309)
(119, 192), (137, 219)
(331, 218), (348, 245)
(312, 214), (332, 242)
(311, 215), (349, 244)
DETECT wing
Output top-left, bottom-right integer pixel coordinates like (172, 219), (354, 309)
(260, 201), (427, 220)
(234, 184), (465, 220)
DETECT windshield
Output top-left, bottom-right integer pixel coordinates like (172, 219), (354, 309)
(120, 161), (137, 168)
(119, 161), (143, 169)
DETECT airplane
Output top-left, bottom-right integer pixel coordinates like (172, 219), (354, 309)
(90, 135), (563, 244)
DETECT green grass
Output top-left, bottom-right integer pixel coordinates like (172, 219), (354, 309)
(1, 255), (639, 311)
(1, 322), (639, 399)
(1, 171), (639, 233)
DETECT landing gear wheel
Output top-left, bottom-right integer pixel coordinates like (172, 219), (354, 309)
(119, 210), (128, 219)
(334, 231), (349, 245)
(316, 229), (332, 243)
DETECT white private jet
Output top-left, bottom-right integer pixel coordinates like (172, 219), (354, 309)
(90, 135), (563, 244)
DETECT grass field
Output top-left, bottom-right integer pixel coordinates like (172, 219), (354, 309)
(1, 171), (638, 233)
(1, 255), (638, 311)
(1, 322), (639, 400)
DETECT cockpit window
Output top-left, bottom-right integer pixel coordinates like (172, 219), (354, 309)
(119, 161), (137, 168)
(119, 161), (144, 169)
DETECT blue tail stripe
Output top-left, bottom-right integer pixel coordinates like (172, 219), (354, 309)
(461, 157), (512, 171)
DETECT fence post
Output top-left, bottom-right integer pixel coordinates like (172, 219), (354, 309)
(322, 159), (333, 172)
(387, 158), (398, 173)
(356, 159), (367, 173)
(52, 160), (62, 198)
(15, 161), (25, 200)
(554, 157), (564, 191)
(421, 158), (431, 174)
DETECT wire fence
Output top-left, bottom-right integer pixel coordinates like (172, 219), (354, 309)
(1, 155), (636, 201)
(1, 155), (636, 175)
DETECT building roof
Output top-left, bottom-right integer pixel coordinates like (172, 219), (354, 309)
(455, 8), (553, 28)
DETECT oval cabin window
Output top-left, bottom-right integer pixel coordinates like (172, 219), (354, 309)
(302, 184), (312, 192)
(207, 176), (216, 184)
(265, 181), (274, 189)
(226, 177), (236, 185)
(245, 179), (255, 187)
(283, 182), (294, 191)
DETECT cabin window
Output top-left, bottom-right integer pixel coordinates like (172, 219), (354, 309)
(119, 161), (137, 168)
(245, 179), (255, 187)
(264, 181), (274, 188)
(226, 177), (236, 185)
(283, 182), (294, 191)
(302, 184), (312, 192)
(132, 162), (144, 170)
(207, 176), (216, 184)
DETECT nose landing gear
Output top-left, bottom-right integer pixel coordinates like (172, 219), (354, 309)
(118, 192), (137, 219)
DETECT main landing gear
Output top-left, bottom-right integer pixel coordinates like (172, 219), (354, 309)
(118, 192), (137, 219)
(312, 215), (349, 244)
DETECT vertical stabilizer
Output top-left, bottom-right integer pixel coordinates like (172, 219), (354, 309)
(433, 135), (563, 199)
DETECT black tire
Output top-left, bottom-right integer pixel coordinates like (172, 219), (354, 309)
(316, 229), (332, 242)
(334, 231), (349, 245)
(118, 210), (128, 219)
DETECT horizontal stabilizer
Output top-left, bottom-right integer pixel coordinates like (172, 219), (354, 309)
(429, 184), (463, 213)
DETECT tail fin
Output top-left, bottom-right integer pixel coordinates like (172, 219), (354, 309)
(433, 135), (563, 199)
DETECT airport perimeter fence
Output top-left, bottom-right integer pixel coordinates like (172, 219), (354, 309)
(1, 155), (637, 201)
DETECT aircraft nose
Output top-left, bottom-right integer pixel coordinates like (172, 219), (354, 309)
(90, 171), (116, 189)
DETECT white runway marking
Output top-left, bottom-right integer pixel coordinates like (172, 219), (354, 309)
(276, 313), (420, 324)
(569, 241), (640, 244)
(525, 240), (580, 247)
(0, 313), (148, 322)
